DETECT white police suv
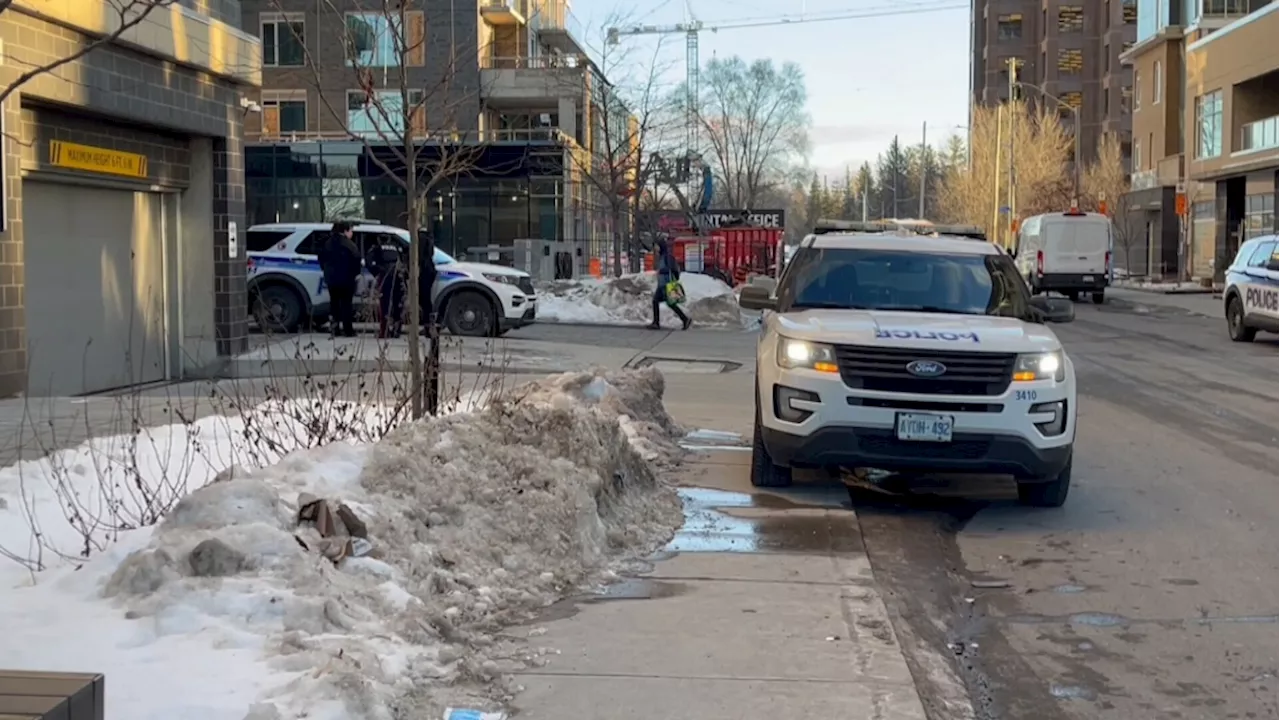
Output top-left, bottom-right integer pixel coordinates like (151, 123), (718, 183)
(246, 222), (537, 336)
(738, 220), (1079, 507)
(1222, 234), (1278, 343)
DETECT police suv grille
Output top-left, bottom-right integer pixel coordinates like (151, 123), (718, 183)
(517, 277), (536, 296)
(835, 345), (1017, 396)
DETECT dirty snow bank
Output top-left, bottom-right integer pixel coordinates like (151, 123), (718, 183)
(0, 368), (683, 720)
(538, 272), (746, 327)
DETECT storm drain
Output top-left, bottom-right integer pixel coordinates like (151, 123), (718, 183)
(629, 356), (743, 374)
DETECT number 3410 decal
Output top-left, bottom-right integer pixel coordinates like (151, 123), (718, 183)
(1015, 389), (1038, 401)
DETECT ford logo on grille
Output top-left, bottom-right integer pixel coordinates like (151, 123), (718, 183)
(906, 360), (947, 377)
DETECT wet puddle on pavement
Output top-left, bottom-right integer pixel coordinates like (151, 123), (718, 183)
(664, 486), (862, 554)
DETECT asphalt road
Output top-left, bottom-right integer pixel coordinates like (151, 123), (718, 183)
(848, 299), (1278, 720)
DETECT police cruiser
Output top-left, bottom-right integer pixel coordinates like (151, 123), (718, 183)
(1222, 234), (1278, 343)
(739, 219), (1079, 507)
(246, 222), (536, 336)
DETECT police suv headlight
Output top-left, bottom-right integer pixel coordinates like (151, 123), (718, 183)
(483, 273), (519, 286)
(777, 338), (839, 373)
(1013, 351), (1065, 382)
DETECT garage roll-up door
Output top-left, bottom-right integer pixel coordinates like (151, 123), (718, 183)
(24, 181), (168, 396)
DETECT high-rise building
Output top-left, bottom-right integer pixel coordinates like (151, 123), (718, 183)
(1121, 0), (1277, 281)
(970, 0), (1136, 165)
(239, 0), (632, 260)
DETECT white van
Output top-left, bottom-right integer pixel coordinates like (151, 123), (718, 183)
(1014, 211), (1112, 304)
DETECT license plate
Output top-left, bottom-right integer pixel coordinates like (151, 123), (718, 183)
(895, 412), (954, 442)
(1082, 275), (1094, 282)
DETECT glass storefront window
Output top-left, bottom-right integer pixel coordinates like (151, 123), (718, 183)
(453, 189), (490, 258)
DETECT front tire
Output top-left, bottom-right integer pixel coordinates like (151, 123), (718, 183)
(252, 284), (305, 334)
(1226, 295), (1256, 342)
(751, 399), (793, 488)
(444, 290), (498, 337)
(1017, 453), (1072, 508)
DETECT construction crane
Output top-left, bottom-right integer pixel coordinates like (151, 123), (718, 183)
(606, 1), (967, 173)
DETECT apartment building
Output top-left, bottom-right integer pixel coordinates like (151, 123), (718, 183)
(0, 0), (260, 396)
(970, 0), (1136, 164)
(240, 0), (628, 259)
(1122, 0), (1277, 280)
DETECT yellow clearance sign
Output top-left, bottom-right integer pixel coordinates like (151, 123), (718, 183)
(48, 140), (148, 179)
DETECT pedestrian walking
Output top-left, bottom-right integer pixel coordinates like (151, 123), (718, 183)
(648, 235), (692, 331)
(368, 233), (407, 339)
(317, 220), (361, 337)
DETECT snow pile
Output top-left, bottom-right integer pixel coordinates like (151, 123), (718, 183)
(0, 369), (682, 720)
(538, 271), (746, 327)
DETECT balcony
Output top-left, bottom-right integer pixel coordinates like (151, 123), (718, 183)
(480, 54), (589, 106)
(481, 0), (527, 26)
(532, 0), (589, 56)
(1239, 116), (1278, 152)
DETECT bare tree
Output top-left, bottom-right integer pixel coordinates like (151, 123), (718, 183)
(281, 0), (491, 418)
(935, 100), (1074, 238)
(0, 0), (180, 105)
(694, 57), (810, 209)
(1082, 131), (1136, 264)
(565, 16), (679, 277)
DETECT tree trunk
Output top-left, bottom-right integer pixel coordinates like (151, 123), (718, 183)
(406, 156), (424, 420)
(611, 204), (624, 277)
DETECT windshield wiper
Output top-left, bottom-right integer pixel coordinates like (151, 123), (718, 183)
(790, 302), (872, 310)
(876, 305), (978, 316)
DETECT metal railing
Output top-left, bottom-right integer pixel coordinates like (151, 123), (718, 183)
(480, 54), (590, 70)
(480, 0), (529, 15)
(1239, 116), (1278, 152)
(536, 0), (587, 40)
(253, 127), (574, 143)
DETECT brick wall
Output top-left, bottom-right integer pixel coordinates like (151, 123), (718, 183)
(243, 0), (482, 137)
(0, 7), (252, 396)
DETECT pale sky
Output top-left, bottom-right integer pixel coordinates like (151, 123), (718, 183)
(568, 0), (972, 178)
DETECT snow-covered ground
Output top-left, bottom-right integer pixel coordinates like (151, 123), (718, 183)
(0, 369), (684, 720)
(537, 271), (748, 328)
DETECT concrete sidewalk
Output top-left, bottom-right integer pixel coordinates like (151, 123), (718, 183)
(508, 451), (929, 720)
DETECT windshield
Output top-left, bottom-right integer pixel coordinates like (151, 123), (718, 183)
(778, 248), (1030, 319)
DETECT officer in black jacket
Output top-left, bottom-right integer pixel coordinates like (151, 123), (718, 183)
(317, 221), (361, 337)
(367, 234), (407, 339)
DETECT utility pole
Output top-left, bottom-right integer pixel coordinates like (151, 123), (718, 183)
(1006, 57), (1018, 246)
(862, 183), (869, 222)
(992, 104), (1003, 246)
(918, 121), (927, 219)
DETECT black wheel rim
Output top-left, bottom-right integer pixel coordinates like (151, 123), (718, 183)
(454, 298), (490, 333)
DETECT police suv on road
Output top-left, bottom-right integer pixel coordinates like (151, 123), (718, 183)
(739, 219), (1079, 507)
(246, 222), (537, 337)
(1222, 234), (1278, 343)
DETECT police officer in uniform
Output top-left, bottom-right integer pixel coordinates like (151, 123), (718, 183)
(367, 234), (408, 339)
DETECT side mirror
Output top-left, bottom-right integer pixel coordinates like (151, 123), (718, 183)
(1267, 259), (1278, 272)
(1029, 296), (1075, 323)
(748, 275), (778, 294)
(738, 284), (777, 311)
(1007, 246), (1017, 257)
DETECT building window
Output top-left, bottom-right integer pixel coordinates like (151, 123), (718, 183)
(1135, 69), (1142, 108)
(1153, 61), (1162, 104)
(345, 12), (426, 67)
(1105, 0), (1112, 26)
(347, 89), (426, 138)
(1192, 200), (1215, 220)
(1104, 43), (1111, 72)
(1058, 48), (1083, 74)
(1104, 89), (1110, 115)
(1121, 85), (1133, 113)
(1194, 89), (1223, 158)
(263, 97), (307, 135)
(1058, 6), (1085, 32)
(1245, 194), (1276, 239)
(1134, 137), (1142, 170)
(262, 14), (305, 67)
(997, 13), (1024, 39)
(1123, 0), (1138, 23)
(1059, 91), (1083, 109)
